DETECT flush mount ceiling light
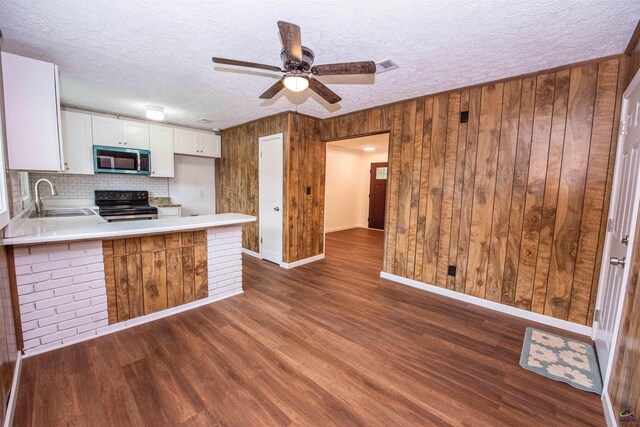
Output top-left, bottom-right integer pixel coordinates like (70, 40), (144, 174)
(363, 146), (375, 151)
(145, 105), (164, 121)
(282, 74), (309, 92)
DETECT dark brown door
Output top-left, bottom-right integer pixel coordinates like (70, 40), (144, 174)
(368, 162), (388, 229)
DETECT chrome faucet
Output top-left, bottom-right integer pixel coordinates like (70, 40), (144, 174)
(34, 178), (58, 215)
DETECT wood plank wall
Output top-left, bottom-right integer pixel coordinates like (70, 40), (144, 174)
(217, 112), (325, 263)
(323, 57), (626, 326)
(102, 231), (208, 324)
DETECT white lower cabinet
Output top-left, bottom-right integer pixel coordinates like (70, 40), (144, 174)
(157, 207), (181, 218)
(149, 125), (174, 177)
(61, 111), (94, 175)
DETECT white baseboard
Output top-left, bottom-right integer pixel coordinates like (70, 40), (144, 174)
(242, 248), (262, 259)
(23, 289), (244, 357)
(602, 390), (617, 427)
(3, 351), (22, 427)
(380, 272), (592, 336)
(280, 254), (325, 269)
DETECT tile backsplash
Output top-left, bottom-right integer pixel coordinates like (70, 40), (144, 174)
(28, 173), (169, 200)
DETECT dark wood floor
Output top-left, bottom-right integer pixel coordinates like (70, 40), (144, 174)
(14, 228), (604, 426)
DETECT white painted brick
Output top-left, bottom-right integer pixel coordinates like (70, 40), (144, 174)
(77, 319), (108, 333)
(74, 288), (104, 301)
(13, 253), (48, 266)
(91, 295), (107, 306)
(35, 295), (74, 309)
(29, 243), (69, 254)
(34, 277), (73, 292)
(20, 290), (55, 304)
(23, 338), (42, 350)
(23, 324), (58, 340)
(92, 311), (108, 321)
(16, 271), (53, 286)
(84, 247), (102, 256)
(17, 284), (34, 296)
(58, 315), (94, 330)
(41, 328), (78, 344)
(86, 263), (104, 273)
(69, 241), (99, 251)
(15, 265), (32, 275)
(19, 303), (36, 315)
(51, 266), (87, 279)
(30, 259), (72, 273)
(38, 312), (76, 327)
(70, 255), (103, 267)
(13, 247), (29, 257)
(22, 320), (37, 332)
(88, 280), (106, 289)
(64, 330), (97, 344)
(72, 271), (105, 284)
(76, 304), (105, 317)
(53, 283), (92, 297)
(21, 308), (56, 322)
(56, 299), (91, 313)
(49, 249), (86, 261)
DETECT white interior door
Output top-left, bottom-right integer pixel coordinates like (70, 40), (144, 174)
(593, 70), (640, 384)
(259, 133), (283, 264)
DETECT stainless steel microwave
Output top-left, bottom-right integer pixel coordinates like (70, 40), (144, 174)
(93, 146), (151, 175)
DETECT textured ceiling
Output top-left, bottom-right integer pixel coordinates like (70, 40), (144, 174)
(0, 1), (637, 130)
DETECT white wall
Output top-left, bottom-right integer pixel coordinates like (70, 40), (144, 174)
(168, 155), (216, 216)
(325, 141), (388, 232)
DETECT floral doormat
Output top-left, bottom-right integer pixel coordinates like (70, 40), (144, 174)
(519, 327), (602, 394)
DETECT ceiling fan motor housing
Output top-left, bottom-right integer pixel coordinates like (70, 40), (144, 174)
(281, 46), (315, 72)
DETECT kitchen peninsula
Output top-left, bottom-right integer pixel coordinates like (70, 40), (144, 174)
(3, 212), (255, 354)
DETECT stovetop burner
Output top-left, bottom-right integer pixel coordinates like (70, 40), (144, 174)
(95, 190), (158, 221)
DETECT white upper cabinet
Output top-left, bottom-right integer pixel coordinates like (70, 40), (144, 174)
(174, 128), (220, 158)
(121, 120), (150, 149)
(149, 125), (174, 178)
(1, 52), (64, 171)
(61, 111), (94, 175)
(92, 117), (150, 150)
(91, 116), (121, 147)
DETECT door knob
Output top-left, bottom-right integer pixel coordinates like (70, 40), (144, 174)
(274, 207), (280, 211)
(610, 257), (626, 267)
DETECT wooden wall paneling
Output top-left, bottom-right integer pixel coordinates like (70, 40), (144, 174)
(102, 242), (118, 324)
(142, 251), (168, 315)
(383, 104), (405, 273)
(588, 57), (628, 324)
(569, 58), (621, 324)
(465, 83), (504, 298)
(406, 99), (425, 279)
(421, 94), (449, 284)
(485, 80), (522, 302)
(446, 91), (470, 290)
(194, 245), (208, 300)
(501, 77), (537, 305)
(166, 248), (184, 308)
(126, 254), (144, 318)
(412, 98), (434, 282)
(514, 73), (556, 310)
(531, 69), (571, 314)
(182, 247), (196, 303)
(393, 100), (417, 277)
(545, 63), (598, 320)
(114, 256), (130, 321)
(435, 92), (461, 287)
(626, 19), (640, 88)
(455, 87), (481, 293)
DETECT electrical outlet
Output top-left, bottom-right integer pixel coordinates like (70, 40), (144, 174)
(306, 186), (311, 195)
(460, 111), (469, 123)
(447, 265), (457, 277)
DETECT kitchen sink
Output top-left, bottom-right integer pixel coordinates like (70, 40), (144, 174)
(27, 208), (96, 219)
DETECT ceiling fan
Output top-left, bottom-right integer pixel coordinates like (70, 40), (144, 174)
(212, 21), (376, 104)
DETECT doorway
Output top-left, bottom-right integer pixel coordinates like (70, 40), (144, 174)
(324, 133), (390, 256)
(593, 71), (640, 388)
(259, 133), (283, 265)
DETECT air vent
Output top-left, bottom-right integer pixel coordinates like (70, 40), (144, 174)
(375, 59), (398, 74)
(197, 118), (214, 124)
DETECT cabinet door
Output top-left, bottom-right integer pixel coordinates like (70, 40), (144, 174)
(122, 120), (150, 150)
(174, 129), (199, 155)
(149, 125), (174, 177)
(61, 111), (94, 175)
(1, 52), (63, 171)
(92, 116), (122, 147)
(199, 133), (221, 158)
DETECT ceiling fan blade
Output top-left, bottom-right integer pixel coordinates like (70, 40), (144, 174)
(309, 79), (341, 104)
(277, 21), (302, 63)
(311, 61), (376, 76)
(212, 57), (283, 72)
(259, 79), (285, 99)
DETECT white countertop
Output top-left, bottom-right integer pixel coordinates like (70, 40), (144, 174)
(3, 211), (256, 246)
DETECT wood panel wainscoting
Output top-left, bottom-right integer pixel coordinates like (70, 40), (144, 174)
(102, 231), (208, 324)
(217, 112), (325, 264)
(323, 56), (627, 327)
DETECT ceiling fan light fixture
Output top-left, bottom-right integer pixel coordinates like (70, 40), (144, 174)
(145, 105), (164, 121)
(283, 74), (309, 92)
